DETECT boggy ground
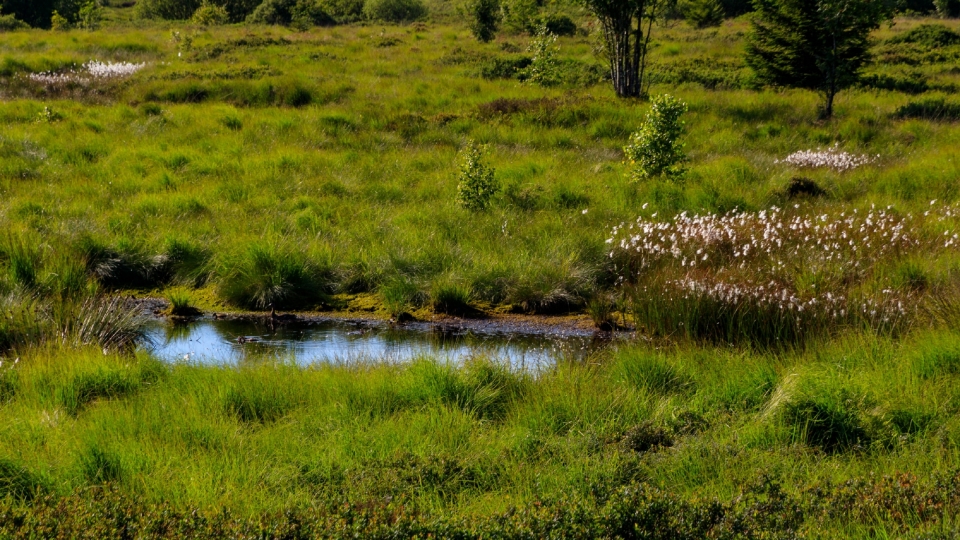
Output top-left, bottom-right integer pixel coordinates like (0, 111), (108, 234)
(4, 4), (960, 539)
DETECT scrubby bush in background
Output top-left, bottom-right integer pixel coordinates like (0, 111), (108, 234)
(78, 0), (103, 29)
(0, 0), (82, 28)
(363, 0), (426, 23)
(190, 0), (229, 24)
(525, 24), (559, 86)
(680, 0), (724, 28)
(135, 0), (201, 20)
(247, 0), (333, 26)
(624, 94), (688, 181)
(0, 12), (28, 30)
(466, 0), (500, 42)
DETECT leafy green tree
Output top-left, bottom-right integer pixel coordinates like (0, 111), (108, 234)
(456, 142), (499, 211)
(746, 0), (893, 118)
(624, 94), (688, 181)
(580, 0), (668, 97)
(466, 0), (501, 42)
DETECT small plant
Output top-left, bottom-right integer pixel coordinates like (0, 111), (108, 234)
(431, 280), (474, 316)
(78, 0), (103, 30)
(624, 94), (688, 182)
(466, 0), (501, 42)
(586, 293), (616, 331)
(191, 1), (229, 25)
(50, 10), (70, 30)
(456, 141), (499, 211)
(166, 289), (202, 317)
(35, 106), (63, 123)
(381, 277), (421, 320)
(526, 24), (559, 87)
(171, 30), (194, 58)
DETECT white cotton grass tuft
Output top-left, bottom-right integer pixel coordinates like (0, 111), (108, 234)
(775, 143), (878, 172)
(27, 60), (147, 86)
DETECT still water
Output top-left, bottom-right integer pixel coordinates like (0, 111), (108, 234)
(145, 317), (612, 368)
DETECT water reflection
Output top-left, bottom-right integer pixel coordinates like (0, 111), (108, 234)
(145, 318), (610, 368)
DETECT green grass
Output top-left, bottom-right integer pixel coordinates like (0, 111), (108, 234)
(3, 5), (960, 537)
(0, 16), (957, 316)
(1, 334), (960, 535)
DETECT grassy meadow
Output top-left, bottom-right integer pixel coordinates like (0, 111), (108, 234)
(2, 2), (960, 537)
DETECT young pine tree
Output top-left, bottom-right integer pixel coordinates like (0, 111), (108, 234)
(746, 0), (892, 119)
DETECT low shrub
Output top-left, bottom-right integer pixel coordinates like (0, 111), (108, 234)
(888, 24), (960, 47)
(895, 96), (960, 121)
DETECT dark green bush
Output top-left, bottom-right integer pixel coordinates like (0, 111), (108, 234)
(247, 0), (334, 26)
(0, 12), (29, 30)
(478, 56), (532, 79)
(0, 0), (80, 28)
(363, 0), (427, 22)
(466, 0), (500, 42)
(0, 459), (44, 501)
(318, 0), (363, 22)
(135, 0), (201, 20)
(895, 96), (960, 120)
(888, 24), (960, 47)
(540, 13), (576, 36)
(859, 71), (929, 94)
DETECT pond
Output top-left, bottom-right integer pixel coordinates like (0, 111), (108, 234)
(144, 317), (616, 369)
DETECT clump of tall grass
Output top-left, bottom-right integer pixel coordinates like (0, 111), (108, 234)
(165, 289), (202, 317)
(0, 293), (148, 353)
(217, 243), (334, 310)
(55, 296), (150, 352)
(430, 279), (474, 316)
(0, 459), (45, 502)
(609, 204), (957, 345)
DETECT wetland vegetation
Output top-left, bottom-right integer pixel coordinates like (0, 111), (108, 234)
(2, 0), (960, 536)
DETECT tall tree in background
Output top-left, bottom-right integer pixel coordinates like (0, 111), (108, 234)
(1, 0), (81, 28)
(746, 0), (892, 118)
(583, 0), (666, 97)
